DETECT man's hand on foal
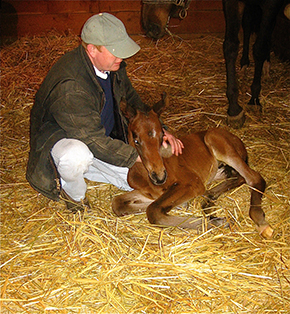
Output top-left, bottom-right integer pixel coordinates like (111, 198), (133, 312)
(162, 130), (184, 156)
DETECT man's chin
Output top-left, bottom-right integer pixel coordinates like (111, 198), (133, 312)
(112, 63), (121, 71)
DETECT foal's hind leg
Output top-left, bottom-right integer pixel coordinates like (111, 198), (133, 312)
(112, 190), (153, 217)
(205, 129), (273, 238)
(225, 162), (272, 238)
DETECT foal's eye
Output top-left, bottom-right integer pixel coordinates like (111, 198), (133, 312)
(134, 139), (140, 146)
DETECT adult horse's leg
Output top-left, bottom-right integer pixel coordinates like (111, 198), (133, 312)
(248, 0), (283, 107)
(222, 0), (245, 128)
(240, 4), (254, 70)
(146, 178), (227, 231)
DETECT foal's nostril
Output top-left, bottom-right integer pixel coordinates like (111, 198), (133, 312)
(151, 171), (157, 181)
(150, 170), (167, 185)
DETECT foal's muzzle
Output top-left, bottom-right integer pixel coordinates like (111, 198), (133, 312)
(150, 169), (168, 185)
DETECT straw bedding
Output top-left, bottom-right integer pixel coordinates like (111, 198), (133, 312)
(1, 31), (289, 313)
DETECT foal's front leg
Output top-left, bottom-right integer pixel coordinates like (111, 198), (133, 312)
(112, 190), (153, 217)
(146, 180), (227, 231)
(202, 174), (246, 216)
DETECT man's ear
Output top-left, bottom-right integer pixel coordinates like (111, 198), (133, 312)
(86, 44), (100, 56)
(153, 92), (168, 116)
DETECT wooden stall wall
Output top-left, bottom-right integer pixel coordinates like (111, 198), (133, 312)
(1, 0), (225, 41)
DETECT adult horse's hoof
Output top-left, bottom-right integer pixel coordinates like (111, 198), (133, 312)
(248, 96), (262, 109)
(247, 101), (262, 115)
(247, 100), (263, 121)
(226, 110), (246, 129)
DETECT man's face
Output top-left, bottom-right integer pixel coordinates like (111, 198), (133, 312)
(88, 45), (122, 72)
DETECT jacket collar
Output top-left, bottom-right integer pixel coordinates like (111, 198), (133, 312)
(80, 45), (102, 91)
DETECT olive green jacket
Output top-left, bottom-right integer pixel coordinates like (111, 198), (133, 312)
(26, 45), (148, 201)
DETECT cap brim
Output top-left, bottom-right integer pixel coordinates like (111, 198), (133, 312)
(106, 36), (140, 59)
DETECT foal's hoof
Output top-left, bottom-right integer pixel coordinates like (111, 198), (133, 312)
(112, 198), (127, 217)
(227, 110), (246, 129)
(257, 224), (274, 239)
(209, 217), (229, 228)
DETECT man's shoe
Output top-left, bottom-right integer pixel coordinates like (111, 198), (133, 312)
(60, 189), (91, 213)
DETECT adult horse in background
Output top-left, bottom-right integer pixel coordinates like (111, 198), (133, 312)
(141, 0), (285, 128)
(112, 94), (274, 239)
(142, 0), (192, 39)
(223, 0), (284, 128)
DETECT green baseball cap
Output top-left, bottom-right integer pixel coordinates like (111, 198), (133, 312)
(81, 13), (140, 59)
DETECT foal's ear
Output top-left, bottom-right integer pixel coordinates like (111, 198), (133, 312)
(153, 92), (168, 116)
(121, 99), (137, 121)
(126, 104), (137, 120)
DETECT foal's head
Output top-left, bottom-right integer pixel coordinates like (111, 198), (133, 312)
(126, 95), (168, 185)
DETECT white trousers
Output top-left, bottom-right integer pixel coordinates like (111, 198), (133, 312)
(51, 138), (132, 202)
